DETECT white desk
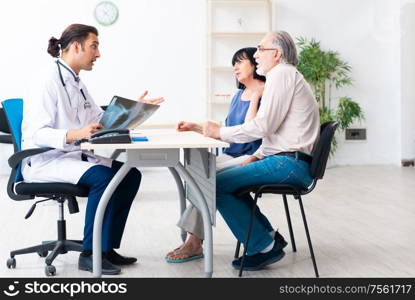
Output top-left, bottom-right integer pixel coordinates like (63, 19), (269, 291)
(81, 129), (228, 278)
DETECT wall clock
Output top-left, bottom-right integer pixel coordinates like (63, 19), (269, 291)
(94, 1), (119, 26)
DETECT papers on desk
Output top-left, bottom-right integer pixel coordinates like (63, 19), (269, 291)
(131, 131), (148, 142)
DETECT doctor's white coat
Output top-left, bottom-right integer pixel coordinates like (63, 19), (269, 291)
(21, 59), (112, 184)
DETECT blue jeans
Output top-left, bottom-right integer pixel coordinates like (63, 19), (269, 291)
(216, 155), (313, 255)
(77, 161), (141, 251)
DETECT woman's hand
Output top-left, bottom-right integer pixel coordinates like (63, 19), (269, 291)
(177, 121), (195, 131)
(239, 155), (259, 166)
(137, 90), (165, 105)
(176, 121), (203, 134)
(66, 123), (103, 144)
(244, 84), (265, 122)
(251, 84), (264, 102)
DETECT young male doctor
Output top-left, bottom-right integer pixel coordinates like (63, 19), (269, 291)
(21, 24), (163, 275)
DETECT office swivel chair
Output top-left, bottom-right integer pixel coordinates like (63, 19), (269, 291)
(2, 98), (89, 276)
(234, 121), (338, 277)
(0, 108), (12, 144)
(0, 107), (13, 175)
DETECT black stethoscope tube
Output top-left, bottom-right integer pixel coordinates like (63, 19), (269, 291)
(56, 60), (89, 107)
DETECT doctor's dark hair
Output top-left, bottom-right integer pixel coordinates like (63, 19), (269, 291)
(231, 47), (266, 89)
(47, 24), (99, 58)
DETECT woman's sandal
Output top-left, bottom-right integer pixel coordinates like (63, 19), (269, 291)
(165, 248), (204, 263)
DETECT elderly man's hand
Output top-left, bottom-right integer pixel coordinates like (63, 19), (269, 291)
(137, 90), (165, 105)
(202, 121), (221, 139)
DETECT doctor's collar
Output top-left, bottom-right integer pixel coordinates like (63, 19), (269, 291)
(56, 59), (80, 86)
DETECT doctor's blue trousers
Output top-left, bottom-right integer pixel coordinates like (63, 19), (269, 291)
(77, 160), (141, 252)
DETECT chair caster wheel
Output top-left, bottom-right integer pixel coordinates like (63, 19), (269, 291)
(6, 258), (16, 269)
(45, 265), (56, 276)
(38, 251), (48, 257)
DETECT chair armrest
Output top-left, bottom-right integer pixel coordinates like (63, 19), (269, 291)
(8, 147), (54, 168)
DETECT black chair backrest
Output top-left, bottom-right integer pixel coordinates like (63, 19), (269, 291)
(310, 121), (338, 180)
(0, 107), (11, 134)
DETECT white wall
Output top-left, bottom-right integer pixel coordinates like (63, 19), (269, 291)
(0, 0), (206, 122)
(275, 0), (405, 165)
(400, 1), (415, 161)
(0, 0), (413, 170)
(0, 0), (206, 174)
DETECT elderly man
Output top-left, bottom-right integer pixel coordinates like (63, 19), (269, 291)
(203, 31), (320, 270)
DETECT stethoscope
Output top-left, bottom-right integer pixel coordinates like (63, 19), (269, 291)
(56, 60), (91, 109)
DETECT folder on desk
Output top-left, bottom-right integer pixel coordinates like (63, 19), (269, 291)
(99, 96), (160, 130)
(132, 136), (149, 142)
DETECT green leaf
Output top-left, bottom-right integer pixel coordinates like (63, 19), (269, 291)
(296, 37), (365, 155)
(319, 106), (334, 124)
(336, 97), (365, 130)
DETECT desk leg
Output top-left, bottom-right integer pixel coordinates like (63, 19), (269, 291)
(168, 167), (187, 243)
(175, 163), (213, 278)
(92, 163), (132, 278)
(110, 149), (125, 160)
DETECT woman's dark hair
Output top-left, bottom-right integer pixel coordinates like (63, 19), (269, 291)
(47, 24), (99, 58)
(231, 47), (266, 89)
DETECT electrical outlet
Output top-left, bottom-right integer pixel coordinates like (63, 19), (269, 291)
(345, 128), (366, 140)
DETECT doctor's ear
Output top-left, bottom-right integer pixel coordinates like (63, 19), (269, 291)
(72, 41), (81, 53)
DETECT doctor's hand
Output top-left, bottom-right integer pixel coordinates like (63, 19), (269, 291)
(66, 123), (103, 144)
(239, 156), (259, 167)
(137, 90), (165, 105)
(176, 121), (202, 134)
(202, 121), (221, 139)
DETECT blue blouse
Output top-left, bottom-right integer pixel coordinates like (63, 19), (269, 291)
(223, 89), (262, 158)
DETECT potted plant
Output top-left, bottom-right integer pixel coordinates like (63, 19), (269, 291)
(296, 37), (364, 152)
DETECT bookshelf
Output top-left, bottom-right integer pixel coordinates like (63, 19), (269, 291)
(206, 0), (273, 123)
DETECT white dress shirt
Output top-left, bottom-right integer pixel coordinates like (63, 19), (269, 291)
(21, 59), (112, 184)
(220, 63), (320, 159)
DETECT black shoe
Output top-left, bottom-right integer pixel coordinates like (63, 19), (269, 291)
(232, 249), (285, 271)
(105, 249), (137, 266)
(232, 238), (286, 271)
(78, 254), (121, 275)
(274, 231), (288, 251)
(233, 231), (287, 262)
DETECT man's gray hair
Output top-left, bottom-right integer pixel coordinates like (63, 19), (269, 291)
(270, 31), (298, 66)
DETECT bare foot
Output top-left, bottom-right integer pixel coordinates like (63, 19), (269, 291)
(165, 235), (203, 261)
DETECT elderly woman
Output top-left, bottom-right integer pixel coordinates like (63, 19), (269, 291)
(166, 47), (266, 263)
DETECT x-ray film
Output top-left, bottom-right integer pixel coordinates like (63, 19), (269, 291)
(99, 96), (160, 130)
